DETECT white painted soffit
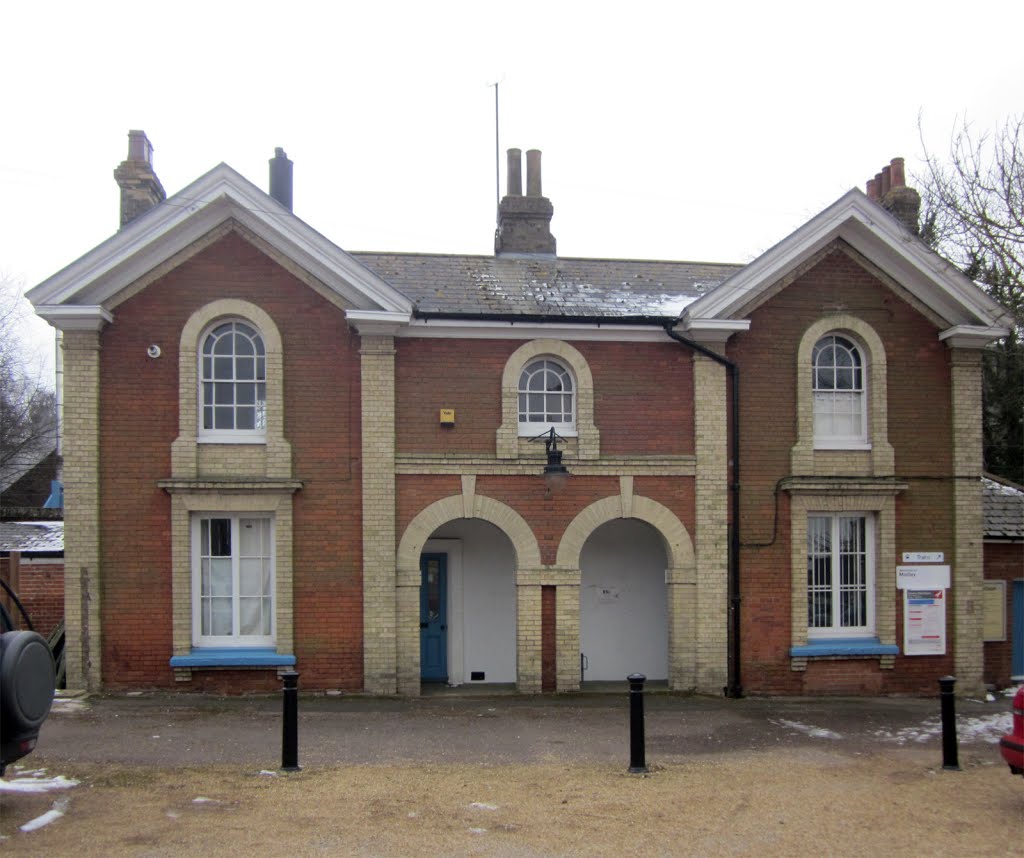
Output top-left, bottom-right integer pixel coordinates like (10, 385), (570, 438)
(26, 163), (413, 316)
(682, 189), (1015, 332)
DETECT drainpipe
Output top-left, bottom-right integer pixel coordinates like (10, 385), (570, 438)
(663, 323), (743, 698)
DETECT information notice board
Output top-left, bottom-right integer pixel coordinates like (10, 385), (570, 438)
(904, 589), (947, 655)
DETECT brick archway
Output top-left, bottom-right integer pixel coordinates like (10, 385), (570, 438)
(394, 481), (542, 694)
(555, 483), (698, 690)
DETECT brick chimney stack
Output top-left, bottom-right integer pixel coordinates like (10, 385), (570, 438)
(495, 148), (556, 256)
(865, 156), (920, 234)
(113, 130), (166, 228)
(269, 147), (293, 211)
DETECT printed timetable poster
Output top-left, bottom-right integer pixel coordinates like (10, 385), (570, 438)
(904, 589), (947, 655)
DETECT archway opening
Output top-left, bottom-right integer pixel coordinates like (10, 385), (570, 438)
(422, 518), (517, 687)
(579, 519), (668, 682)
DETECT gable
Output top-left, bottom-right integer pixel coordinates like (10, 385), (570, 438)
(26, 163), (413, 330)
(680, 189), (1012, 346)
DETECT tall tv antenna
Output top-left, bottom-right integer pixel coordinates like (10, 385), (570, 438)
(489, 78), (503, 210)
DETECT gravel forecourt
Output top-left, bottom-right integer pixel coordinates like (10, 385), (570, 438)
(1, 690), (1020, 856)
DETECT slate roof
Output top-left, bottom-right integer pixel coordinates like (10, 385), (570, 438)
(0, 428), (57, 495)
(0, 520), (64, 554)
(350, 252), (743, 319)
(983, 476), (1024, 540)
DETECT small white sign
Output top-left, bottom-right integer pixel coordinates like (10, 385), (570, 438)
(896, 565), (951, 590)
(902, 552), (944, 563)
(904, 589), (946, 655)
(597, 587), (620, 604)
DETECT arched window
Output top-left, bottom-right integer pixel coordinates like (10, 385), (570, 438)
(201, 320), (267, 435)
(518, 358), (575, 435)
(812, 334), (865, 445)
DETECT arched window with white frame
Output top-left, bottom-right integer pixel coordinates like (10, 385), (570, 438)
(812, 333), (866, 447)
(518, 358), (576, 436)
(200, 320), (267, 438)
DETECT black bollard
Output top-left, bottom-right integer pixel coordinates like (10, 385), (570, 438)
(938, 675), (960, 772)
(281, 670), (301, 772)
(628, 673), (649, 774)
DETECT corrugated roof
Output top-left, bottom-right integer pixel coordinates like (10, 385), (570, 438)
(983, 476), (1024, 540)
(0, 520), (64, 554)
(350, 252), (742, 318)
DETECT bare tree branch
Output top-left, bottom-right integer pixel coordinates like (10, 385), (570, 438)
(0, 274), (58, 498)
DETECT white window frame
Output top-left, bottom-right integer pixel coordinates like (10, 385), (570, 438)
(198, 319), (268, 443)
(806, 513), (875, 639)
(191, 514), (275, 647)
(812, 333), (868, 449)
(517, 357), (577, 437)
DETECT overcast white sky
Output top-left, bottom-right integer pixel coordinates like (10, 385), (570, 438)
(3, 1), (1021, 380)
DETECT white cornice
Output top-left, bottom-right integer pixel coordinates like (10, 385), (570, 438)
(939, 324), (1011, 349)
(682, 189), (1014, 331)
(34, 304), (113, 331)
(345, 310), (411, 336)
(26, 164), (413, 316)
(672, 318), (750, 345)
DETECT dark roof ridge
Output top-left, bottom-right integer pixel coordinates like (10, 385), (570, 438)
(349, 249), (743, 269)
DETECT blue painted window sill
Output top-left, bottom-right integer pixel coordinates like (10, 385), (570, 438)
(790, 638), (899, 658)
(170, 648), (296, 668)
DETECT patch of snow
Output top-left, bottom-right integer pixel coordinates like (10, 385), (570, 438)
(19, 798), (69, 833)
(192, 797), (221, 805)
(0, 776), (79, 794)
(772, 719), (843, 740)
(50, 697), (89, 714)
(470, 802), (499, 811)
(1003, 684), (1023, 697)
(468, 828), (488, 835)
(258, 770), (278, 777)
(873, 713), (1012, 745)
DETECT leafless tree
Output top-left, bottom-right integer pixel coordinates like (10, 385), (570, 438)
(0, 275), (57, 501)
(916, 115), (1023, 483)
(917, 114), (1023, 324)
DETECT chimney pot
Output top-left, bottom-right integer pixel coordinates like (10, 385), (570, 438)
(269, 147), (294, 211)
(880, 165), (892, 197)
(127, 129), (153, 164)
(506, 148), (522, 196)
(889, 157), (906, 188)
(526, 149), (543, 197)
(866, 178), (878, 200)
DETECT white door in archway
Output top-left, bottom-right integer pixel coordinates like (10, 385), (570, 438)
(580, 519), (668, 681)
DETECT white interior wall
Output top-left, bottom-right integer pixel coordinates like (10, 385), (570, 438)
(580, 518), (668, 681)
(432, 519), (517, 683)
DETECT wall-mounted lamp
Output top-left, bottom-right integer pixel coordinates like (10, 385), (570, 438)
(531, 427), (570, 492)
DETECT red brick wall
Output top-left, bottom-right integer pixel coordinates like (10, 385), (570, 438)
(0, 557), (63, 637)
(731, 246), (957, 694)
(395, 340), (694, 456)
(99, 232), (363, 690)
(984, 541), (1023, 689)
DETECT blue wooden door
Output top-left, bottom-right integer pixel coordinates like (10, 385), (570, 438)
(420, 554), (448, 682)
(1013, 580), (1023, 679)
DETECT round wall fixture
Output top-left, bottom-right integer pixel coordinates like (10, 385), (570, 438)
(147, 344), (162, 359)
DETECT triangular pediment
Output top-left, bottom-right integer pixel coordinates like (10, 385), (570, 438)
(27, 163), (413, 328)
(680, 189), (1012, 344)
